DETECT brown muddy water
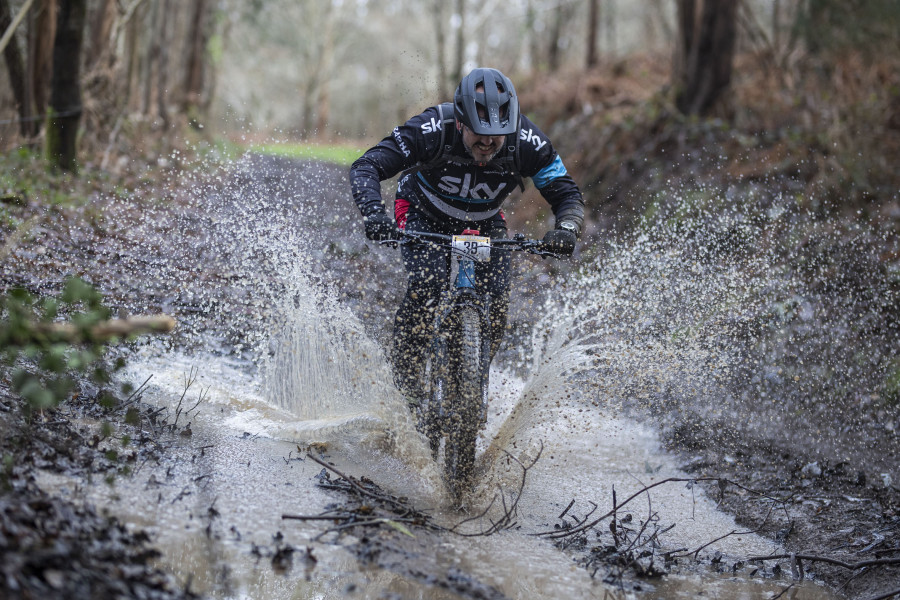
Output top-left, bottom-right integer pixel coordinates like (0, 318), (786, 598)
(29, 151), (876, 598)
(35, 350), (839, 600)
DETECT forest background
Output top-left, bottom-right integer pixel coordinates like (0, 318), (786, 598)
(0, 1), (899, 598)
(1, 0), (898, 223)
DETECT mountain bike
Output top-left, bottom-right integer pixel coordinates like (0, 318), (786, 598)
(384, 229), (561, 498)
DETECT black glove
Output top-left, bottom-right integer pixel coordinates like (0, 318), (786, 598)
(363, 211), (400, 241)
(542, 225), (577, 256)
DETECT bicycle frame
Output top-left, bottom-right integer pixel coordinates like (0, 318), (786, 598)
(383, 229), (559, 496)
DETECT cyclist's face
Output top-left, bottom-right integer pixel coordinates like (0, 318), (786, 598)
(460, 124), (503, 163)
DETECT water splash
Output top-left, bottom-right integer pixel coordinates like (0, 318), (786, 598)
(494, 186), (898, 474)
(98, 150), (868, 596)
(260, 260), (394, 420)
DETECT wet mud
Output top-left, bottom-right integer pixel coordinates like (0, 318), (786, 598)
(0, 382), (201, 600)
(1, 153), (898, 599)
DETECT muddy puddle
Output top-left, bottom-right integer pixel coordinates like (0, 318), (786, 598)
(27, 151), (863, 598)
(36, 350), (839, 599)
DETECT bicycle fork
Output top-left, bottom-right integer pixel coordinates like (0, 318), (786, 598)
(449, 254), (492, 425)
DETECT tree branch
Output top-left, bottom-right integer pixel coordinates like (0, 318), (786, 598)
(0, 0), (35, 55)
(31, 314), (176, 342)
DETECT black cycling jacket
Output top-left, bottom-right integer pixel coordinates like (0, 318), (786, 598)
(350, 103), (585, 231)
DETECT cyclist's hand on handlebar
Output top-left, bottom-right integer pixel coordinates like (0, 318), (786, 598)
(542, 228), (577, 256)
(363, 211), (401, 241)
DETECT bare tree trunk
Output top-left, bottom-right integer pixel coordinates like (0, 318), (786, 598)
(548, 1), (565, 71)
(46, 0), (87, 172)
(0, 0), (31, 136)
(200, 2), (227, 118)
(123, 2), (139, 111)
(526, 0), (540, 70)
(450, 0), (465, 85)
(674, 0), (738, 116)
(432, 0), (449, 98)
(156, 0), (171, 127)
(586, 0), (599, 68)
(182, 0), (208, 119)
(85, 0), (114, 69)
(314, 8), (335, 135)
(139, 0), (156, 116)
(27, 0), (56, 138)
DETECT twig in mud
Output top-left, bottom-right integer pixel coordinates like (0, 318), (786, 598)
(448, 441), (543, 537)
(171, 485), (192, 504)
(534, 474), (804, 588)
(669, 492), (781, 561)
(121, 374), (153, 408)
(535, 476), (786, 541)
(689, 527), (761, 560)
(304, 453), (416, 515)
(172, 367), (198, 430)
(559, 499), (576, 520)
(184, 385), (209, 417)
(569, 501), (600, 530)
(282, 512), (355, 522)
(289, 442), (543, 542)
(862, 588), (900, 600)
(298, 453), (442, 537)
(768, 583), (796, 599)
(747, 553), (900, 571)
(162, 367), (209, 434)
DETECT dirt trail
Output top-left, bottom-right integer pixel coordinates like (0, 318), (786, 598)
(1, 153), (898, 599)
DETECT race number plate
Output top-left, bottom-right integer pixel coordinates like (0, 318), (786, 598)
(451, 235), (491, 262)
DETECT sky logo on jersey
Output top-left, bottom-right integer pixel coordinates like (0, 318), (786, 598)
(520, 127), (547, 151)
(421, 117), (444, 134)
(437, 174), (507, 199)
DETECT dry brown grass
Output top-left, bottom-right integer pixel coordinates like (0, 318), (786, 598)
(516, 47), (899, 233)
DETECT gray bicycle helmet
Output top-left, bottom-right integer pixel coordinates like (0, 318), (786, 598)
(453, 68), (519, 136)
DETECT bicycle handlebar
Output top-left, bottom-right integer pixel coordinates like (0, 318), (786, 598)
(381, 230), (564, 259)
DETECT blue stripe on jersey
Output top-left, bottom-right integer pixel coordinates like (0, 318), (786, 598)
(532, 155), (568, 189)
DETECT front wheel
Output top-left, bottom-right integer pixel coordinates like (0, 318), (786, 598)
(444, 305), (486, 498)
(421, 338), (450, 460)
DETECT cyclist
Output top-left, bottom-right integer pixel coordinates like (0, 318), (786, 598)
(349, 67), (585, 405)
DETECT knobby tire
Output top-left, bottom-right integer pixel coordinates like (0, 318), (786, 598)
(422, 334), (449, 459)
(444, 305), (484, 498)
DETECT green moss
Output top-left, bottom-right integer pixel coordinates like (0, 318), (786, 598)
(0, 147), (88, 208)
(249, 142), (364, 166)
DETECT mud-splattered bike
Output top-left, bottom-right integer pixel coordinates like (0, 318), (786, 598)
(385, 230), (561, 498)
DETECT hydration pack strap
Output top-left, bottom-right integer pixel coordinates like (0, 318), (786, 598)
(404, 103), (524, 192)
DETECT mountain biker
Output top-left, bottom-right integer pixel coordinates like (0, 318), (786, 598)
(349, 67), (585, 405)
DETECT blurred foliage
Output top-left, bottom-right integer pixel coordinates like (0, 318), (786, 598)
(0, 147), (94, 208)
(798, 0), (900, 53)
(249, 142), (365, 166)
(1, 277), (125, 416)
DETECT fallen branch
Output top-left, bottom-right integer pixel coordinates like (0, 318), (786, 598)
(534, 476), (787, 541)
(863, 588), (900, 600)
(747, 553), (900, 571)
(304, 453), (424, 518)
(285, 443), (542, 542)
(32, 315), (177, 342)
(448, 441), (543, 537)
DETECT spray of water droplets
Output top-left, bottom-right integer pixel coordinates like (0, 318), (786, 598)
(489, 186), (897, 472)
